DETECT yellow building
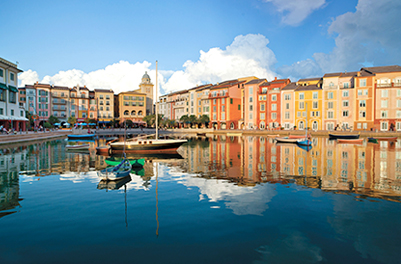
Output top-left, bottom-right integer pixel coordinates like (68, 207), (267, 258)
(118, 91), (147, 125)
(322, 73), (341, 130)
(294, 78), (323, 130)
(94, 89), (114, 126)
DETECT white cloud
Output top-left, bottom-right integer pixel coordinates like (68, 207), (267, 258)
(314, 0), (401, 73)
(163, 34), (277, 93)
(278, 0), (401, 79)
(19, 34), (279, 95)
(263, 0), (326, 26)
(19, 69), (39, 87)
(20, 61), (156, 95)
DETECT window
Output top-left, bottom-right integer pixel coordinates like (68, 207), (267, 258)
(381, 122), (388, 130)
(343, 82), (349, 88)
(343, 100), (349, 107)
(381, 100), (388, 108)
(343, 90), (349, 97)
(260, 113), (265, 120)
(328, 102), (333, 109)
(284, 94), (291, 100)
(328, 92), (333, 99)
(359, 100), (366, 107)
(9, 91), (16, 103)
(249, 105), (253, 111)
(359, 79), (367, 87)
(343, 111), (349, 117)
(249, 97), (253, 103)
(299, 102), (304, 109)
(313, 92), (318, 99)
(328, 111), (334, 119)
(397, 111), (401, 118)
(313, 101), (318, 109)
(285, 112), (290, 119)
(381, 89), (388, 97)
(286, 103), (289, 109)
(381, 111), (388, 118)
(260, 104), (265, 111)
(360, 111), (366, 118)
(272, 95), (277, 101)
(271, 104), (277, 111)
(11, 109), (14, 116)
(0, 69), (3, 77)
(10, 72), (15, 81)
(299, 93), (304, 100)
(271, 112), (277, 119)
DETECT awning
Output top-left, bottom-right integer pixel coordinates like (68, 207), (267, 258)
(99, 121), (111, 124)
(0, 83), (8, 90)
(8, 85), (18, 93)
(79, 123), (88, 126)
(54, 123), (61, 126)
(89, 123), (96, 125)
(1, 115), (29, 121)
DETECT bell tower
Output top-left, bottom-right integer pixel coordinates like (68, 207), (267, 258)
(139, 71), (154, 115)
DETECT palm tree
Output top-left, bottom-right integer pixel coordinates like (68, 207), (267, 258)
(198, 114), (210, 128)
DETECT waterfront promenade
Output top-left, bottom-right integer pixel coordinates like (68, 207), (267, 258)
(0, 127), (400, 146)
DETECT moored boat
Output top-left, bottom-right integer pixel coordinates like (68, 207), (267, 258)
(109, 138), (187, 153)
(297, 139), (312, 146)
(68, 134), (96, 140)
(329, 133), (360, 139)
(96, 145), (110, 155)
(105, 157), (145, 167)
(275, 137), (303, 143)
(66, 144), (90, 150)
(337, 138), (364, 144)
(375, 137), (398, 141)
(97, 159), (131, 181)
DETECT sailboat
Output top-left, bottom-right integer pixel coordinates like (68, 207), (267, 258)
(109, 61), (187, 153)
(297, 103), (312, 147)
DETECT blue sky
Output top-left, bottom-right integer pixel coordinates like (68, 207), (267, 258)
(1, 0), (400, 95)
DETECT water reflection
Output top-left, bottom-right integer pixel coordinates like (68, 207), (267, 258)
(179, 136), (401, 202)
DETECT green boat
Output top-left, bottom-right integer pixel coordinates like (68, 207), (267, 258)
(105, 157), (145, 167)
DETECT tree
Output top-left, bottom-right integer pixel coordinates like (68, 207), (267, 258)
(110, 118), (119, 128)
(48, 115), (60, 126)
(180, 115), (190, 128)
(198, 114), (210, 128)
(68, 116), (77, 126)
(125, 119), (133, 128)
(188, 115), (197, 128)
(143, 115), (155, 127)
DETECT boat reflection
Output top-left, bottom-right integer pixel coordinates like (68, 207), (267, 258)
(97, 176), (132, 190)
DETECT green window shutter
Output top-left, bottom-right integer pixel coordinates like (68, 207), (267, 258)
(238, 105), (241, 110)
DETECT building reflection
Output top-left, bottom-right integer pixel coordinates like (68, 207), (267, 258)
(180, 135), (401, 202)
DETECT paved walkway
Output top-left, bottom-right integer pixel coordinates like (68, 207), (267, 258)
(0, 130), (71, 146)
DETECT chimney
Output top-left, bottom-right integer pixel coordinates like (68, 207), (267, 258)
(357, 72), (361, 77)
(275, 77), (277, 81)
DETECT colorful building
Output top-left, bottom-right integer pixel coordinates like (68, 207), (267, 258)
(295, 78), (323, 131)
(281, 82), (298, 130)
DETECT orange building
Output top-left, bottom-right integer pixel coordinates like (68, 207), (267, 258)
(209, 80), (244, 129)
(354, 70), (375, 130)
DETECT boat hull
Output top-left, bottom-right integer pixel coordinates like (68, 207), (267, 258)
(297, 139), (312, 146)
(337, 139), (364, 144)
(68, 134), (96, 141)
(109, 139), (187, 153)
(329, 134), (360, 139)
(66, 144), (90, 150)
(375, 137), (397, 141)
(105, 157), (145, 167)
(275, 137), (304, 143)
(96, 146), (110, 155)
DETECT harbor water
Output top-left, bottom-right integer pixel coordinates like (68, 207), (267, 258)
(0, 135), (400, 264)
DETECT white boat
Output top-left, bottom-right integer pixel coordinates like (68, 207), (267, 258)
(275, 137), (303, 143)
(66, 144), (90, 150)
(97, 159), (132, 181)
(109, 61), (187, 153)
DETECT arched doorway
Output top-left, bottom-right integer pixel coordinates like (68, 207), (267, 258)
(312, 121), (318, 131)
(299, 121), (305, 130)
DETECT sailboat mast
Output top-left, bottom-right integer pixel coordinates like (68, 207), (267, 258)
(155, 60), (158, 140)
